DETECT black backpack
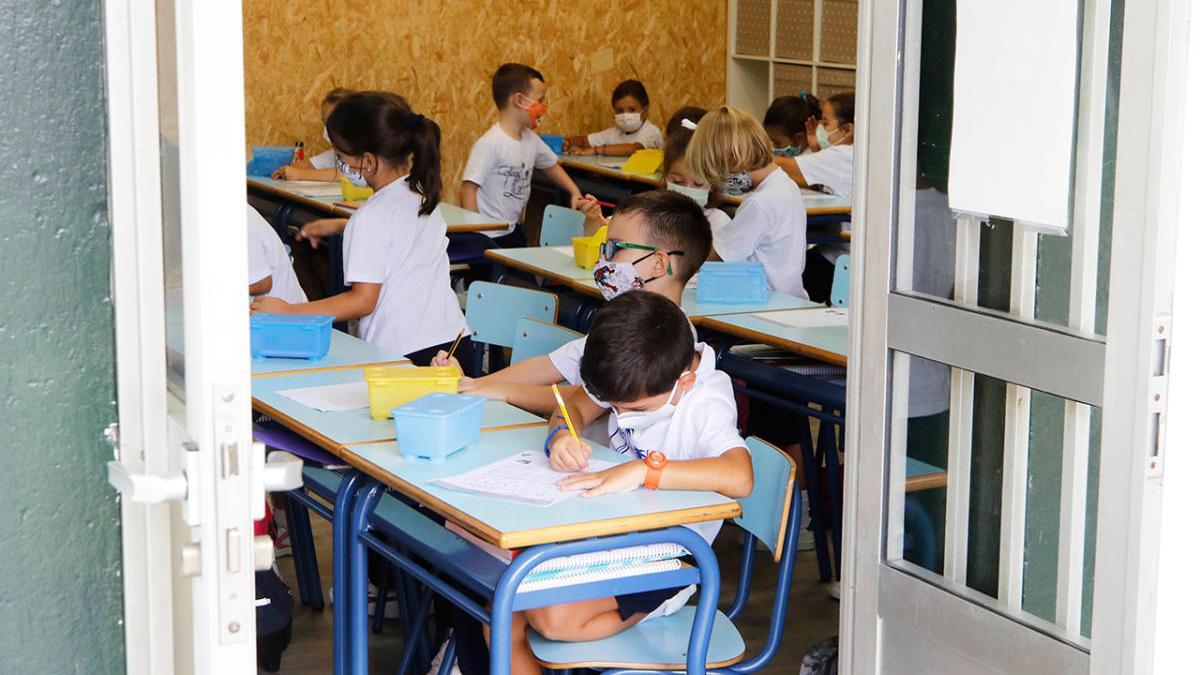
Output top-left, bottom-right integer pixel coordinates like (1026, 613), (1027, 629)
(256, 566), (294, 672)
(800, 636), (839, 675)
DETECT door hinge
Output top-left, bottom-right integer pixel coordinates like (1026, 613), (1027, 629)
(1147, 315), (1171, 480)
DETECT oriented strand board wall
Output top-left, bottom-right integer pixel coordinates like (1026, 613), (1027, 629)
(243, 0), (728, 203)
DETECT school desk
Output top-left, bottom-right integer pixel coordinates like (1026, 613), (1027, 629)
(482, 246), (599, 286)
(246, 176), (508, 233)
(572, 280), (822, 319)
(251, 329), (408, 378)
(697, 307), (849, 366)
(341, 425), (738, 674)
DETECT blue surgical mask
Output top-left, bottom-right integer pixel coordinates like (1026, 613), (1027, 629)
(666, 181), (710, 208)
(722, 171), (753, 196)
(335, 156), (369, 188)
(773, 146), (800, 157)
(816, 125), (846, 150)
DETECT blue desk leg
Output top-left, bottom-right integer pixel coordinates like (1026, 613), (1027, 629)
(332, 471), (367, 675)
(349, 481), (384, 675)
(685, 536), (721, 674)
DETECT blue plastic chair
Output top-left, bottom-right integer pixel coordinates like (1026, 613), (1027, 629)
(465, 281), (558, 374)
(510, 318), (582, 365)
(830, 254), (850, 308)
(538, 204), (586, 247)
(528, 437), (802, 672)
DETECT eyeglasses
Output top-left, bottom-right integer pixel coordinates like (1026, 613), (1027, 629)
(599, 239), (684, 262)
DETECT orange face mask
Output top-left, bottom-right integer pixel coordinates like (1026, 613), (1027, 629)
(518, 95), (547, 129)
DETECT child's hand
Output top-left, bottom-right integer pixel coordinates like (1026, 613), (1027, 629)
(431, 350), (462, 371)
(569, 146), (596, 156)
(558, 460), (649, 497)
(251, 296), (290, 314)
(272, 165), (298, 180)
(548, 428), (590, 472)
(577, 195), (605, 222)
(805, 116), (821, 151)
(457, 376), (500, 400)
(295, 218), (347, 249)
(568, 194), (588, 211)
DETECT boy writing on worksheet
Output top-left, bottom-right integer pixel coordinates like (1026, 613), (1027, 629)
(496, 290), (753, 674)
(433, 190), (713, 415)
(461, 62), (584, 247)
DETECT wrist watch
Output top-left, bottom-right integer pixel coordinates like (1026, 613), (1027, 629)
(643, 451), (668, 490)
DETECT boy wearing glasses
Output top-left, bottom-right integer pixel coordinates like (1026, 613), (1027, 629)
(432, 189), (714, 413)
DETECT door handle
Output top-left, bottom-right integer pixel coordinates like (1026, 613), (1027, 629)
(106, 461), (188, 503)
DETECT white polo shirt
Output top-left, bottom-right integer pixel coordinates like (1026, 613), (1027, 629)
(713, 167), (809, 298)
(246, 204), (307, 304)
(462, 123), (559, 236)
(586, 120), (665, 150)
(342, 177), (468, 355)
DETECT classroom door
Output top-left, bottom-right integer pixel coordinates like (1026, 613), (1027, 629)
(842, 0), (1192, 672)
(103, 1), (265, 672)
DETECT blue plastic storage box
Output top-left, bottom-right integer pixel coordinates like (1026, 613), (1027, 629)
(250, 313), (335, 360)
(539, 134), (565, 154)
(392, 393), (486, 461)
(696, 261), (770, 304)
(246, 146), (296, 177)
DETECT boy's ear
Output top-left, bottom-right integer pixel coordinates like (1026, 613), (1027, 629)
(679, 370), (698, 391)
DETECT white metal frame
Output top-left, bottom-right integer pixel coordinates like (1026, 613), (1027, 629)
(106, 0), (255, 671)
(843, 0), (1194, 671)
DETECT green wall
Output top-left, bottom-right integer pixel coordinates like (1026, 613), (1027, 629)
(0, 0), (123, 672)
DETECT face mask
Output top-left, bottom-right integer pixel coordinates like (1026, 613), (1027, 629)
(817, 124), (842, 150)
(615, 380), (681, 431)
(336, 156), (369, 188)
(518, 95), (547, 129)
(322, 127), (330, 143)
(666, 181), (710, 208)
(722, 171), (753, 196)
(592, 250), (664, 301)
(614, 112), (644, 133)
(773, 146), (800, 157)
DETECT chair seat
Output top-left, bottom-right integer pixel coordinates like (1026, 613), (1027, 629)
(529, 606), (745, 671)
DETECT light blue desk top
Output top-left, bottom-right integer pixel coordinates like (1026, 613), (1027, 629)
(252, 330), (407, 377)
(907, 457), (942, 479)
(247, 176), (506, 231)
(485, 246), (599, 283)
(347, 426), (741, 548)
(679, 288), (822, 318)
(697, 309), (848, 365)
(251, 367), (544, 447)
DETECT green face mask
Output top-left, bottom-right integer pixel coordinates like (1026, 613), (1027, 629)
(773, 146), (800, 157)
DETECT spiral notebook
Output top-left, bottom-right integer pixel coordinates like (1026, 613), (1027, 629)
(517, 543), (690, 592)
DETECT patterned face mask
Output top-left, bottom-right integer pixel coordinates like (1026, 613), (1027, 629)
(593, 257), (653, 301)
(722, 171), (753, 196)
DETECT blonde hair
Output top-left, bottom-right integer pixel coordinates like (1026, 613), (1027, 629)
(685, 106), (774, 187)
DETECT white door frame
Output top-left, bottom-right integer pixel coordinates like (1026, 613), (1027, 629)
(841, 0), (1196, 672)
(105, 0), (255, 672)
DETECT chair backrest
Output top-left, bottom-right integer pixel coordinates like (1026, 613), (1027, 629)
(539, 204), (586, 247)
(734, 437), (797, 563)
(465, 281), (558, 349)
(830, 254), (851, 308)
(510, 318), (582, 365)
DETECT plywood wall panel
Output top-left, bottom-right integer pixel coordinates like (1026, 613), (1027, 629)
(243, 0), (728, 204)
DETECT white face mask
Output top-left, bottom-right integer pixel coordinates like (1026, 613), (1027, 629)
(666, 181), (710, 208)
(336, 156), (369, 188)
(614, 379), (681, 430)
(615, 112), (644, 134)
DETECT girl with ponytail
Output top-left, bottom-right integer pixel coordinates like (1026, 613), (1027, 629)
(252, 91), (471, 365)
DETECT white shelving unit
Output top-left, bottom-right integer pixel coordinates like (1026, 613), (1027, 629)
(727, 0), (858, 119)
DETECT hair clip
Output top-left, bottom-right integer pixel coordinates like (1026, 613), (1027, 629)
(681, 118), (697, 130)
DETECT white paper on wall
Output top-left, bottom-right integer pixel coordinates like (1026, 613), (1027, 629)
(948, 0), (1079, 234)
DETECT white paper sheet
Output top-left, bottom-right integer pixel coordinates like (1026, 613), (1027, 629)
(948, 0), (1078, 232)
(549, 245), (575, 258)
(272, 180), (345, 198)
(753, 307), (848, 329)
(431, 450), (616, 506)
(277, 381), (369, 412)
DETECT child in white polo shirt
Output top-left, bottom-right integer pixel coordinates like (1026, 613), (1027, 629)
(246, 204), (307, 304)
(496, 291), (753, 674)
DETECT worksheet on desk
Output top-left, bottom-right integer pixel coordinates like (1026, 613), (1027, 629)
(276, 381), (368, 412)
(753, 307), (848, 329)
(270, 180), (345, 197)
(432, 450), (616, 506)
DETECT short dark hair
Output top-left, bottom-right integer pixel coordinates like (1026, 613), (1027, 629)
(492, 63), (544, 109)
(666, 106), (707, 136)
(763, 94), (820, 138)
(613, 190), (713, 282)
(827, 91), (855, 127)
(581, 291), (695, 403)
(611, 79), (649, 108)
(322, 87), (355, 107)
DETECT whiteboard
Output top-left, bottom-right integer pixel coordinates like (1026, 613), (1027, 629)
(948, 0), (1079, 233)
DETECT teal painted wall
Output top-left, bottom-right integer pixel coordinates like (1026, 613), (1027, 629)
(0, 0), (123, 672)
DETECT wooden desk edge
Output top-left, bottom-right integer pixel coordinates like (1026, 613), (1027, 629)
(558, 158), (661, 187)
(905, 472), (948, 492)
(251, 397), (347, 455)
(251, 359), (410, 379)
(695, 316), (848, 367)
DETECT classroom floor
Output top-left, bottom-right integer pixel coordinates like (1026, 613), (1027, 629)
(270, 515), (841, 674)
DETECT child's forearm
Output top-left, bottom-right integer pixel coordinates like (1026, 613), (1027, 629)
(287, 283), (379, 322)
(774, 156), (809, 187)
(593, 142), (644, 156)
(460, 181), (480, 212)
(550, 386), (606, 431)
(657, 447), (754, 498)
(480, 382), (561, 416)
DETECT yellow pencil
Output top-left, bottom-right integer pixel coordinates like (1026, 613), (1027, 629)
(446, 329), (466, 358)
(551, 383), (580, 442)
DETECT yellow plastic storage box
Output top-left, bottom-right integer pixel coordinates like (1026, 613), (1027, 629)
(364, 365), (461, 420)
(571, 225), (608, 268)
